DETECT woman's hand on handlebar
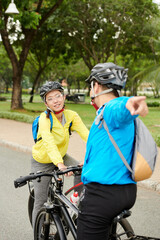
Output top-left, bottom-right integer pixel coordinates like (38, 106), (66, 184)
(57, 163), (73, 177)
(78, 161), (84, 167)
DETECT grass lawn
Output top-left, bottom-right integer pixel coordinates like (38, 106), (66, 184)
(0, 101), (95, 129)
(139, 107), (160, 145)
(0, 96), (160, 146)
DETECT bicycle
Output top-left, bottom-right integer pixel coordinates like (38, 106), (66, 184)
(14, 166), (135, 240)
(27, 169), (83, 227)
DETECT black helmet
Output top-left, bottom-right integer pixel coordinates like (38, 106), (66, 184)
(40, 81), (64, 100)
(86, 62), (128, 90)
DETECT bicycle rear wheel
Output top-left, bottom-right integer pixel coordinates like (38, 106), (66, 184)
(110, 218), (134, 240)
(34, 207), (67, 240)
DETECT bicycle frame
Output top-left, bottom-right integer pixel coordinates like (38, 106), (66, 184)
(51, 178), (79, 239)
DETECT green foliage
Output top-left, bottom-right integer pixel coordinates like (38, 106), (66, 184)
(0, 111), (34, 123)
(48, 59), (90, 89)
(1, 0), (160, 109)
(56, 0), (160, 70)
(19, 11), (41, 29)
(0, 46), (13, 92)
(0, 0), (65, 109)
(0, 97), (6, 101)
(147, 102), (160, 107)
(0, 17), (5, 29)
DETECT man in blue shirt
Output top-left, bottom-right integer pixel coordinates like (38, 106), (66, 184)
(77, 62), (148, 240)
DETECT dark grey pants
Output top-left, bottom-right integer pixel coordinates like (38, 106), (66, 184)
(31, 154), (81, 228)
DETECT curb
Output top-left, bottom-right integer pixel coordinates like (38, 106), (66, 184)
(0, 139), (160, 193)
(0, 139), (32, 154)
(138, 180), (160, 193)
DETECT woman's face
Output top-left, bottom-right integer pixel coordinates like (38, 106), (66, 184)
(45, 90), (65, 112)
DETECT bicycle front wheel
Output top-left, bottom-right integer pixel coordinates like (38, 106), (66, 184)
(110, 218), (134, 240)
(28, 188), (34, 226)
(34, 207), (67, 240)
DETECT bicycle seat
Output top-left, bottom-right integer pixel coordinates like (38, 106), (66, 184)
(113, 210), (131, 223)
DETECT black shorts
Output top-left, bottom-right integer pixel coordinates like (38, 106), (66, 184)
(77, 182), (137, 240)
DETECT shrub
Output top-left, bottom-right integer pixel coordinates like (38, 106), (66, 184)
(147, 102), (160, 107)
(0, 97), (6, 101)
(0, 111), (34, 123)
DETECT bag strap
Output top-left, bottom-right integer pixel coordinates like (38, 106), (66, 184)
(102, 119), (133, 173)
(37, 111), (53, 142)
(69, 122), (72, 136)
(95, 104), (133, 173)
(43, 111), (53, 131)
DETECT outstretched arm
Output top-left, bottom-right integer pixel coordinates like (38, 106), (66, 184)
(126, 96), (148, 117)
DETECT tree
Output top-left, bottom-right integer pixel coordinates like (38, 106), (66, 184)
(47, 58), (89, 93)
(56, 0), (159, 70)
(122, 15), (160, 96)
(0, 0), (63, 109)
(27, 17), (76, 102)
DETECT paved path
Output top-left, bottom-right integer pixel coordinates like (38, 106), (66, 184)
(0, 118), (160, 192)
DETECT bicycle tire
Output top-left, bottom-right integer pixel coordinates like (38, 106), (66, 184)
(34, 207), (67, 240)
(110, 218), (134, 240)
(28, 188), (34, 226)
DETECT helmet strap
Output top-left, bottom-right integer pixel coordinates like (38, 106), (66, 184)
(47, 107), (64, 115)
(95, 88), (113, 97)
(90, 81), (113, 99)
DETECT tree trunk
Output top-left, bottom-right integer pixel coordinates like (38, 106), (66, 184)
(131, 80), (138, 96)
(29, 87), (35, 103)
(5, 85), (9, 94)
(29, 78), (38, 103)
(1, 27), (36, 109)
(11, 75), (23, 109)
(29, 68), (45, 103)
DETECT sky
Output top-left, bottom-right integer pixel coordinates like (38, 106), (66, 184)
(153, 0), (160, 4)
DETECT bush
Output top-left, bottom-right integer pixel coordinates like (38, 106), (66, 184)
(0, 97), (7, 101)
(147, 102), (160, 107)
(0, 111), (34, 123)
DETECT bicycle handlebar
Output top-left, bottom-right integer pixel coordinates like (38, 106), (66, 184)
(14, 165), (82, 189)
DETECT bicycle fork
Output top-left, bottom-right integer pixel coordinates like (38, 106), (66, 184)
(43, 203), (53, 240)
(44, 202), (67, 240)
(44, 212), (50, 240)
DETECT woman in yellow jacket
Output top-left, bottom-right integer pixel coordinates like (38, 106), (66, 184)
(31, 81), (89, 227)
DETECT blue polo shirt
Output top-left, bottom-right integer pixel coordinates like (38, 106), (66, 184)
(81, 97), (137, 185)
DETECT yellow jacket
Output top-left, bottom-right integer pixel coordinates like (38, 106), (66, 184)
(32, 109), (89, 165)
